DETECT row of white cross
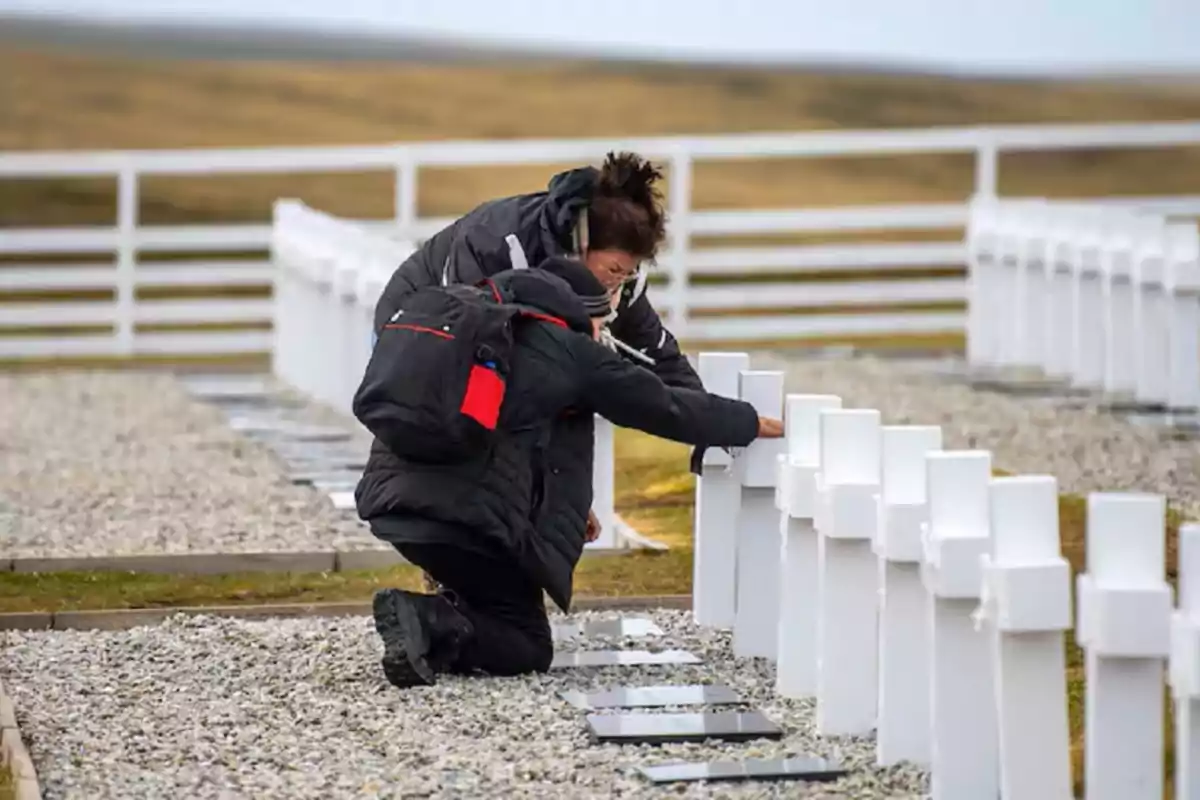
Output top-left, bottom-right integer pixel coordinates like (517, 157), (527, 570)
(267, 199), (626, 549)
(692, 352), (1199, 800)
(966, 197), (1200, 409)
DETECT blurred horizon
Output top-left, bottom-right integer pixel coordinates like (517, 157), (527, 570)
(2, 0), (1200, 78)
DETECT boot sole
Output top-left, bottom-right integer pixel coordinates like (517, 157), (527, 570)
(372, 589), (436, 688)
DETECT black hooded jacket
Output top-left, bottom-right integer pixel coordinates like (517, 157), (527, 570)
(355, 269), (758, 611)
(373, 167), (703, 390)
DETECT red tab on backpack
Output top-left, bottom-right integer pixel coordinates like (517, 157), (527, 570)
(460, 364), (505, 430)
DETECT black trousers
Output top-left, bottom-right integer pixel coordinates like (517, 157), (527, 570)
(394, 541), (553, 676)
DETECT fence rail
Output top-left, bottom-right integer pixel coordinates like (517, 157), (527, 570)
(4, 121), (1200, 361)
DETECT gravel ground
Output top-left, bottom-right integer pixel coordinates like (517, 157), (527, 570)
(1, 609), (925, 799)
(0, 371), (375, 558)
(761, 352), (1200, 518)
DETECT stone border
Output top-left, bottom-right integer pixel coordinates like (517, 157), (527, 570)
(0, 675), (42, 800)
(1, 544), (631, 576)
(0, 595), (691, 632)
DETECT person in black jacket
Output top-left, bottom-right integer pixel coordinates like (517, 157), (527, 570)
(356, 257), (781, 688)
(374, 150), (702, 391)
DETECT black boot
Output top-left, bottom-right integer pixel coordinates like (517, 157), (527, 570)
(372, 588), (474, 688)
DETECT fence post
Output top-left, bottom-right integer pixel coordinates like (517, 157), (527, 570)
(1171, 523), (1200, 800)
(922, 449), (997, 800)
(589, 417), (619, 550)
(814, 407), (881, 735)
(983, 475), (1073, 800)
(966, 196), (1000, 372)
(270, 199), (301, 391)
(394, 146), (418, 246)
(1077, 492), (1172, 800)
(332, 253), (361, 414)
(775, 393), (842, 698)
(312, 220), (342, 405)
(1166, 221), (1200, 411)
(974, 141), (998, 198)
(875, 424), (942, 766)
(350, 246), (386, 406)
(1134, 223), (1171, 408)
(1015, 205), (1050, 369)
(1045, 211), (1076, 381)
(732, 369), (785, 659)
(665, 150), (692, 341)
(115, 164), (138, 356)
(994, 203), (1026, 368)
(284, 203), (327, 400)
(1072, 211), (1107, 390)
(692, 352), (750, 628)
(1101, 215), (1141, 398)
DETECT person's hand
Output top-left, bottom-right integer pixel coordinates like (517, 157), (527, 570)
(586, 509), (601, 542)
(757, 416), (784, 438)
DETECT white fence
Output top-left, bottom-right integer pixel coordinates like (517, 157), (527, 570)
(6, 121), (1200, 359)
(693, 351), (1190, 800)
(966, 197), (1200, 410)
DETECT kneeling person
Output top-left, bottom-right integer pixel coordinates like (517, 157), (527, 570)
(352, 257), (781, 687)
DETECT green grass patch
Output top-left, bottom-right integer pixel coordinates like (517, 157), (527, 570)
(0, 550), (693, 614)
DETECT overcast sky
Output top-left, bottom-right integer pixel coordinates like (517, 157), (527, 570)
(3, 0), (1199, 75)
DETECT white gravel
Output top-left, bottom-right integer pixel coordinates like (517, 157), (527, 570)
(0, 371), (378, 558)
(1, 609), (926, 799)
(761, 352), (1200, 518)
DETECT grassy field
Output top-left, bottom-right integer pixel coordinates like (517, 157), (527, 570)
(3, 45), (1200, 230)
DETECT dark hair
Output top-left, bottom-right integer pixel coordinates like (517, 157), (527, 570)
(587, 151), (667, 262)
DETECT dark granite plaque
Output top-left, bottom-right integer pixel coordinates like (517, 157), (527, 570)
(560, 684), (741, 710)
(638, 756), (848, 785)
(549, 650), (700, 670)
(587, 710), (782, 745)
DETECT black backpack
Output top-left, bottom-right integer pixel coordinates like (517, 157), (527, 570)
(352, 279), (563, 464)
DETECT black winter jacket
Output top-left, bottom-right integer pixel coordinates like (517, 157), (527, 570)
(374, 167), (703, 391)
(355, 269), (758, 611)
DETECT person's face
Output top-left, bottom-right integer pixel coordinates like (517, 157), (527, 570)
(584, 249), (640, 292)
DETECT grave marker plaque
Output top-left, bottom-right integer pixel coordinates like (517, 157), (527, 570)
(551, 618), (663, 641)
(587, 710), (782, 745)
(637, 756), (847, 785)
(560, 684), (741, 710)
(549, 650), (699, 670)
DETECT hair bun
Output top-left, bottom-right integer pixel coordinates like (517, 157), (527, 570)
(596, 151), (665, 209)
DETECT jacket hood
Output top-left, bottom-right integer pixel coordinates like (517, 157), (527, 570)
(540, 167), (597, 253)
(489, 269), (593, 335)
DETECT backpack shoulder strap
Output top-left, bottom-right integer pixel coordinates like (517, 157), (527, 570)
(501, 301), (568, 330)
